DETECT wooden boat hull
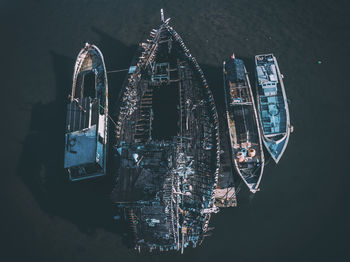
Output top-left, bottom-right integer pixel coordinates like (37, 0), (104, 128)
(223, 57), (264, 193)
(64, 43), (108, 181)
(112, 11), (220, 252)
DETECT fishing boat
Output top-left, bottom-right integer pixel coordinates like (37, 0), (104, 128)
(255, 54), (291, 163)
(223, 54), (264, 193)
(111, 10), (220, 252)
(64, 43), (108, 181)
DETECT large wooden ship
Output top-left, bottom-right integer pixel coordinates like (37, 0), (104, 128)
(111, 10), (220, 252)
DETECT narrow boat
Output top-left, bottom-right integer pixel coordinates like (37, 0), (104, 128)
(255, 54), (291, 163)
(223, 54), (264, 193)
(64, 43), (108, 181)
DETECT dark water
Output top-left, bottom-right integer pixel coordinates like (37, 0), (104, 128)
(152, 83), (179, 140)
(1, 0), (350, 261)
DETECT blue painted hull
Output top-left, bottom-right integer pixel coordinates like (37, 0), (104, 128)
(263, 134), (289, 163)
(255, 54), (291, 163)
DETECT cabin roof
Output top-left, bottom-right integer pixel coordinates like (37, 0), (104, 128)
(64, 125), (98, 168)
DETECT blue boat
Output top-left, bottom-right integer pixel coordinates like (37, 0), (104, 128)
(223, 54), (264, 193)
(255, 54), (291, 163)
(64, 43), (108, 181)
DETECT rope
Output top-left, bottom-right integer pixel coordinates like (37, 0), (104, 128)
(99, 104), (118, 128)
(107, 68), (129, 74)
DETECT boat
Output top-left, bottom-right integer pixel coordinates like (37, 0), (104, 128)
(64, 43), (108, 181)
(111, 10), (220, 252)
(223, 54), (264, 193)
(255, 54), (291, 163)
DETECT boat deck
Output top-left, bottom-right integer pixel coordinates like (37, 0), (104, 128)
(256, 54), (287, 137)
(64, 44), (108, 181)
(223, 57), (264, 192)
(255, 53), (291, 162)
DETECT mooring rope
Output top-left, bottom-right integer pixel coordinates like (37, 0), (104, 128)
(99, 104), (118, 128)
(107, 68), (129, 74)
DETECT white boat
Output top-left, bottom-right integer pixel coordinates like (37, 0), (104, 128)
(64, 43), (108, 181)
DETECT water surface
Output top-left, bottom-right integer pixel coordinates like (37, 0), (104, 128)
(1, 0), (349, 261)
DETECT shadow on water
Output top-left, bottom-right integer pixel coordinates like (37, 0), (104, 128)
(17, 30), (138, 247)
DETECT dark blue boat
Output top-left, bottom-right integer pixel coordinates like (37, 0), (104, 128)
(255, 54), (291, 163)
(64, 43), (108, 181)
